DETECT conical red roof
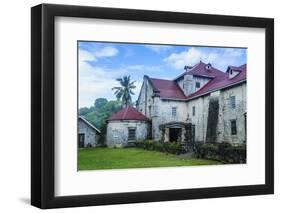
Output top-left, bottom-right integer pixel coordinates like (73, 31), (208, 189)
(107, 106), (149, 122)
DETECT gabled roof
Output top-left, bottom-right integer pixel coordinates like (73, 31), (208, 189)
(107, 106), (150, 122)
(148, 78), (186, 100)
(78, 116), (101, 133)
(174, 61), (225, 81)
(186, 64), (246, 100)
(145, 62), (246, 101)
(226, 64), (246, 73)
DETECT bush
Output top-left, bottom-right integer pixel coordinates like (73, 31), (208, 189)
(194, 142), (246, 163)
(135, 140), (185, 155)
(163, 142), (185, 155)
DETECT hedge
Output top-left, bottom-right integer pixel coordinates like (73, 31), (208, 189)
(135, 140), (185, 155)
(135, 140), (246, 163)
(194, 142), (246, 164)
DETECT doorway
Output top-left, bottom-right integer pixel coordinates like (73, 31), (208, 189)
(169, 128), (181, 142)
(78, 133), (85, 148)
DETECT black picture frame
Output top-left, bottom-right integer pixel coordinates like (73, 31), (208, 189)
(31, 3), (274, 209)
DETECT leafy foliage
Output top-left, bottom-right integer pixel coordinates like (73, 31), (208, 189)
(194, 142), (246, 163)
(79, 98), (122, 144)
(112, 75), (136, 107)
(135, 140), (186, 155)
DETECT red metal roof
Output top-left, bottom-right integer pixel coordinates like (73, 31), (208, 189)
(187, 61), (225, 78)
(174, 61), (225, 80)
(146, 62), (246, 100)
(149, 78), (186, 99)
(186, 64), (246, 100)
(107, 106), (150, 121)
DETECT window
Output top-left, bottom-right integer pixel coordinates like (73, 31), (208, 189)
(172, 107), (177, 117)
(230, 96), (236, 109)
(128, 128), (136, 141)
(192, 106), (195, 116)
(196, 82), (200, 88)
(148, 105), (152, 117)
(231, 120), (237, 135)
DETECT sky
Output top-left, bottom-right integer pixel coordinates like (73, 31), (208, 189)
(78, 41), (247, 108)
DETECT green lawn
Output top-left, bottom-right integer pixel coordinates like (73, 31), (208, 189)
(78, 148), (222, 170)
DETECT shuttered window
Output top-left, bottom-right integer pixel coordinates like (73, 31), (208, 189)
(128, 128), (136, 141)
(192, 106), (195, 116)
(231, 120), (237, 135)
(172, 107), (177, 117)
(230, 96), (236, 109)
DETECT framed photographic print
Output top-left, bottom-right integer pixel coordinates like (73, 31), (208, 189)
(31, 4), (274, 209)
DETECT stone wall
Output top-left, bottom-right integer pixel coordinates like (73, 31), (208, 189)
(137, 78), (155, 119)
(176, 75), (211, 96)
(186, 83), (247, 143)
(106, 120), (149, 147)
(151, 98), (188, 140)
(78, 119), (100, 147)
(137, 74), (246, 144)
(186, 96), (210, 142)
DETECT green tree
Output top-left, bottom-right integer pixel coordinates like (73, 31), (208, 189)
(94, 98), (108, 108)
(112, 75), (136, 107)
(79, 107), (91, 116)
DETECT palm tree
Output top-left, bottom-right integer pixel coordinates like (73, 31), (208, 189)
(112, 75), (136, 107)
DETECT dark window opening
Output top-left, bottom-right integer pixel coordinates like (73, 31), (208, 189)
(192, 106), (195, 116)
(78, 133), (85, 148)
(196, 82), (200, 88)
(169, 128), (181, 142)
(148, 105), (152, 117)
(128, 128), (136, 141)
(172, 107), (177, 117)
(231, 120), (237, 135)
(230, 96), (236, 109)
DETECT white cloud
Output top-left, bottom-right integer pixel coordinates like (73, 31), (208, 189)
(164, 47), (245, 71)
(78, 61), (142, 107)
(79, 49), (97, 62)
(79, 46), (119, 63)
(126, 64), (161, 72)
(145, 45), (172, 53)
(94, 46), (119, 58)
(79, 62), (120, 107)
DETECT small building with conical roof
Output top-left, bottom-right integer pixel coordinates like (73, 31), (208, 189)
(106, 106), (150, 147)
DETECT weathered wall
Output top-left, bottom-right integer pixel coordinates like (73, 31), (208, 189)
(137, 78), (155, 119)
(151, 98), (188, 140)
(176, 74), (211, 96)
(217, 83), (247, 143)
(186, 83), (246, 143)
(186, 96), (210, 142)
(137, 75), (246, 144)
(106, 120), (149, 147)
(78, 119), (99, 147)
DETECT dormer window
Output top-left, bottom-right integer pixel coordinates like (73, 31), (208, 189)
(196, 82), (200, 88)
(227, 66), (241, 79)
(205, 63), (212, 70)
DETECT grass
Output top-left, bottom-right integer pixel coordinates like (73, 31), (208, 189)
(78, 147), (222, 170)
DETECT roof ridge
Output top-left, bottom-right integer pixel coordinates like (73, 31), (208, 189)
(122, 106), (129, 119)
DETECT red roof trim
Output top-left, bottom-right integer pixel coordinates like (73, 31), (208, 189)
(107, 106), (150, 122)
(144, 62), (246, 101)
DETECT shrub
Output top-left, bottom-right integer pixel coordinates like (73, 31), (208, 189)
(194, 142), (246, 163)
(163, 142), (185, 155)
(135, 140), (185, 155)
(86, 143), (92, 148)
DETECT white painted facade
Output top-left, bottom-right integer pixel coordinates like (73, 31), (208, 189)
(106, 120), (150, 147)
(136, 70), (246, 144)
(78, 117), (101, 147)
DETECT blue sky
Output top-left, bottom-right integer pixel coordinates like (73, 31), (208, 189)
(78, 41), (246, 108)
